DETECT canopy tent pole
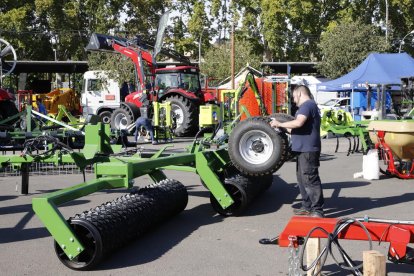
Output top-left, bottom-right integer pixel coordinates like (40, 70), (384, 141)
(376, 85), (382, 120)
(381, 84), (386, 119)
(351, 81), (354, 120)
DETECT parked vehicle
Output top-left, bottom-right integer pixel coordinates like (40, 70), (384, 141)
(318, 97), (351, 113)
(81, 71), (122, 124)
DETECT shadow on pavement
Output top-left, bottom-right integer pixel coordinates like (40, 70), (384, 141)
(310, 253), (413, 275)
(0, 195), (18, 201)
(97, 203), (224, 270)
(320, 153), (337, 161)
(244, 175), (300, 217)
(0, 199), (90, 244)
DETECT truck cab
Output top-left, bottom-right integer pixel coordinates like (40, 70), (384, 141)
(81, 71), (121, 123)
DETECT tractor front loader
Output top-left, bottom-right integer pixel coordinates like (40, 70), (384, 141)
(85, 12), (214, 137)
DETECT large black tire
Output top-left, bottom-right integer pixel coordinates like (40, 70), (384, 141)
(0, 100), (19, 122)
(98, 110), (112, 124)
(269, 113), (294, 124)
(110, 108), (135, 131)
(228, 117), (288, 176)
(210, 173), (248, 216)
(269, 113), (294, 162)
(164, 95), (198, 137)
(209, 172), (273, 216)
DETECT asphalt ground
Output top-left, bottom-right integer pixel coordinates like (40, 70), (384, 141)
(0, 137), (413, 275)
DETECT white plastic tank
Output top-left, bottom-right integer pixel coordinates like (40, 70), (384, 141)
(363, 149), (380, 180)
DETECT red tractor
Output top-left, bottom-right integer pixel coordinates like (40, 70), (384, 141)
(85, 13), (214, 136)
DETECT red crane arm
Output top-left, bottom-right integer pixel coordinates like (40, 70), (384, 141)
(112, 44), (155, 92)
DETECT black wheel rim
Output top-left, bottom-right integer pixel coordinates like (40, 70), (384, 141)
(54, 219), (103, 270)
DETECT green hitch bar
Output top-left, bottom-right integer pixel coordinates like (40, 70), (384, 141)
(195, 150), (234, 209)
(32, 176), (128, 259)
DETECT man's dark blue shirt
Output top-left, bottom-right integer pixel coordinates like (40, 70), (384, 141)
(291, 100), (321, 152)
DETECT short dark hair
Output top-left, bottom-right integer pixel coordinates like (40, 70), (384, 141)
(293, 85), (313, 99)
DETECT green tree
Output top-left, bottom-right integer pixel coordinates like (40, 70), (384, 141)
(87, 52), (136, 85)
(234, 0), (263, 56)
(0, 1), (52, 60)
(123, 0), (170, 41)
(317, 19), (388, 79)
(202, 38), (261, 82)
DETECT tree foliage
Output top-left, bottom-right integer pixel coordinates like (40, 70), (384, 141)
(202, 38), (261, 82)
(87, 52), (136, 85)
(2, 0), (414, 82)
(317, 19), (389, 79)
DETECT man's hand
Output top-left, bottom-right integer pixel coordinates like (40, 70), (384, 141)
(270, 119), (281, 128)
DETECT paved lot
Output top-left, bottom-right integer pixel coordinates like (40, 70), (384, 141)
(0, 137), (413, 275)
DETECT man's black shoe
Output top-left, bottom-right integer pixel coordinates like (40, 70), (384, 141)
(293, 208), (311, 216)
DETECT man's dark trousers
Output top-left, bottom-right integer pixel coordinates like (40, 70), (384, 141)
(296, 151), (324, 214)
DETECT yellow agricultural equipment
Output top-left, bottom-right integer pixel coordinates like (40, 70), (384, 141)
(33, 88), (80, 115)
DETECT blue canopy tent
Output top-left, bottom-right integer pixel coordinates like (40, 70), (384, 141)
(317, 53), (414, 119)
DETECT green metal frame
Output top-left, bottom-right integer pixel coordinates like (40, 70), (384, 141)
(152, 101), (174, 141)
(49, 105), (82, 127)
(320, 109), (370, 152)
(0, 122), (237, 260)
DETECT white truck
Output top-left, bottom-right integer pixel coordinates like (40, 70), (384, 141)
(81, 70), (124, 124)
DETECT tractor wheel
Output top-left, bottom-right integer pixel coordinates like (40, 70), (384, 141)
(255, 173), (274, 191)
(269, 113), (294, 123)
(228, 117), (287, 176)
(110, 108), (135, 131)
(165, 95), (198, 137)
(99, 111), (112, 124)
(269, 113), (294, 162)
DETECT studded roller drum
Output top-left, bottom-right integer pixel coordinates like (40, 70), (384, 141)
(228, 116), (288, 176)
(210, 171), (273, 216)
(54, 179), (188, 270)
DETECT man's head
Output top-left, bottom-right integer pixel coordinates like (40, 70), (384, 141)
(292, 85), (312, 106)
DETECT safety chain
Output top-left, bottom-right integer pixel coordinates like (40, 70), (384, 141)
(288, 236), (302, 276)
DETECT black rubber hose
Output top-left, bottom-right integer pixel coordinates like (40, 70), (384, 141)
(54, 179), (188, 270)
(299, 218), (372, 276)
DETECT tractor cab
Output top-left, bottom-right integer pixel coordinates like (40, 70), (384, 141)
(154, 66), (202, 101)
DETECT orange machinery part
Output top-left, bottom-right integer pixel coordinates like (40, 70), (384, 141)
(239, 78), (288, 120)
(278, 216), (414, 261)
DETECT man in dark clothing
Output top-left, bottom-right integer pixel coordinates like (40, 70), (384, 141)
(134, 117), (157, 145)
(270, 85), (324, 217)
(35, 98), (47, 115)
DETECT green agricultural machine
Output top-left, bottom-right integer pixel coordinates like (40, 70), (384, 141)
(0, 114), (291, 270)
(0, 104), (90, 152)
(320, 109), (370, 155)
